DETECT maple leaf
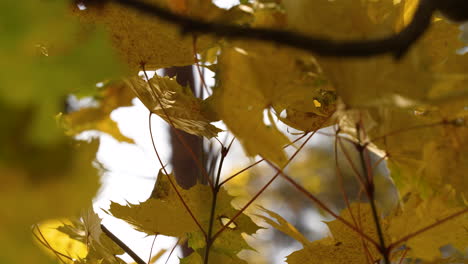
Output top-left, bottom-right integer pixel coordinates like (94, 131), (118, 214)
(60, 81), (135, 143)
(53, 208), (126, 264)
(208, 40), (335, 165)
(388, 191), (468, 260)
(126, 74), (221, 138)
(34, 219), (88, 263)
(73, 0), (224, 73)
(109, 171), (258, 258)
(285, 203), (385, 264)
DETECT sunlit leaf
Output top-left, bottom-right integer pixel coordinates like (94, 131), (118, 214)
(209, 40), (335, 164)
(73, 0), (224, 72)
(126, 74), (221, 138)
(287, 203), (385, 264)
(388, 191), (468, 260)
(109, 171), (259, 256)
(60, 81), (135, 143)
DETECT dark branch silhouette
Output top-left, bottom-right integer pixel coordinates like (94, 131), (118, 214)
(89, 0), (442, 58)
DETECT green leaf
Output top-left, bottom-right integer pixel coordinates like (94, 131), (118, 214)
(0, 0), (122, 145)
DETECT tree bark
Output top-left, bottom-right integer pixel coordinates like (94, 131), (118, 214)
(164, 65), (203, 258)
(164, 66), (203, 189)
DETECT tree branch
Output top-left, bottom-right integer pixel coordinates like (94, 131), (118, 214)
(101, 224), (146, 264)
(103, 0), (436, 58)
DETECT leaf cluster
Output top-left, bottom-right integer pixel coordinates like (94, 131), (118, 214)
(2, 0), (467, 263)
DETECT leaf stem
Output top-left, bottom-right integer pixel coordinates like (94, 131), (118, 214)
(266, 161), (380, 248)
(388, 208), (468, 251)
(148, 112), (207, 238)
(32, 224), (70, 264)
(203, 138), (232, 264)
(218, 131), (310, 187)
(355, 123), (389, 264)
(212, 119), (327, 241)
(142, 67), (214, 190)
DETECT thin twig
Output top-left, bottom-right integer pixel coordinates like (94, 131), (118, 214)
(204, 142), (230, 264)
(101, 224), (146, 264)
(212, 118), (328, 241)
(192, 36), (211, 96)
(149, 113), (207, 237)
(388, 208), (468, 251)
(142, 67), (214, 190)
(148, 234), (158, 264)
(218, 132), (310, 187)
(397, 247), (409, 264)
(266, 160), (379, 248)
(164, 238), (181, 264)
(355, 122), (389, 264)
(32, 225), (70, 264)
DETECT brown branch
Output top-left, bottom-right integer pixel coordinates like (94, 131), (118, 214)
(101, 224), (146, 264)
(355, 121), (389, 264)
(266, 161), (380, 248)
(212, 127), (321, 241)
(218, 132), (310, 187)
(105, 0), (436, 58)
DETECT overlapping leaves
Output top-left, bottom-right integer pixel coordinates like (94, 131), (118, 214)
(260, 199), (467, 263)
(60, 81), (135, 143)
(73, 0), (224, 72)
(36, 208), (126, 264)
(109, 171), (259, 262)
(127, 74), (222, 138)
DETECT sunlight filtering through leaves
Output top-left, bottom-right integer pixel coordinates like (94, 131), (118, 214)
(3, 0), (467, 263)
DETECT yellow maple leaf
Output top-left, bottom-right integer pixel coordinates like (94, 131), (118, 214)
(109, 171), (258, 257)
(60, 81), (135, 143)
(209, 40), (335, 165)
(388, 191), (468, 260)
(73, 0), (223, 72)
(261, 203), (385, 264)
(126, 74), (222, 138)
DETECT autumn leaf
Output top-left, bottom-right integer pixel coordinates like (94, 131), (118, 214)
(255, 206), (310, 246)
(388, 191), (468, 260)
(34, 219), (88, 263)
(73, 0), (224, 73)
(60, 81), (135, 143)
(109, 171), (259, 257)
(208, 40), (335, 165)
(285, 203), (385, 264)
(40, 208), (126, 264)
(126, 74), (222, 138)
